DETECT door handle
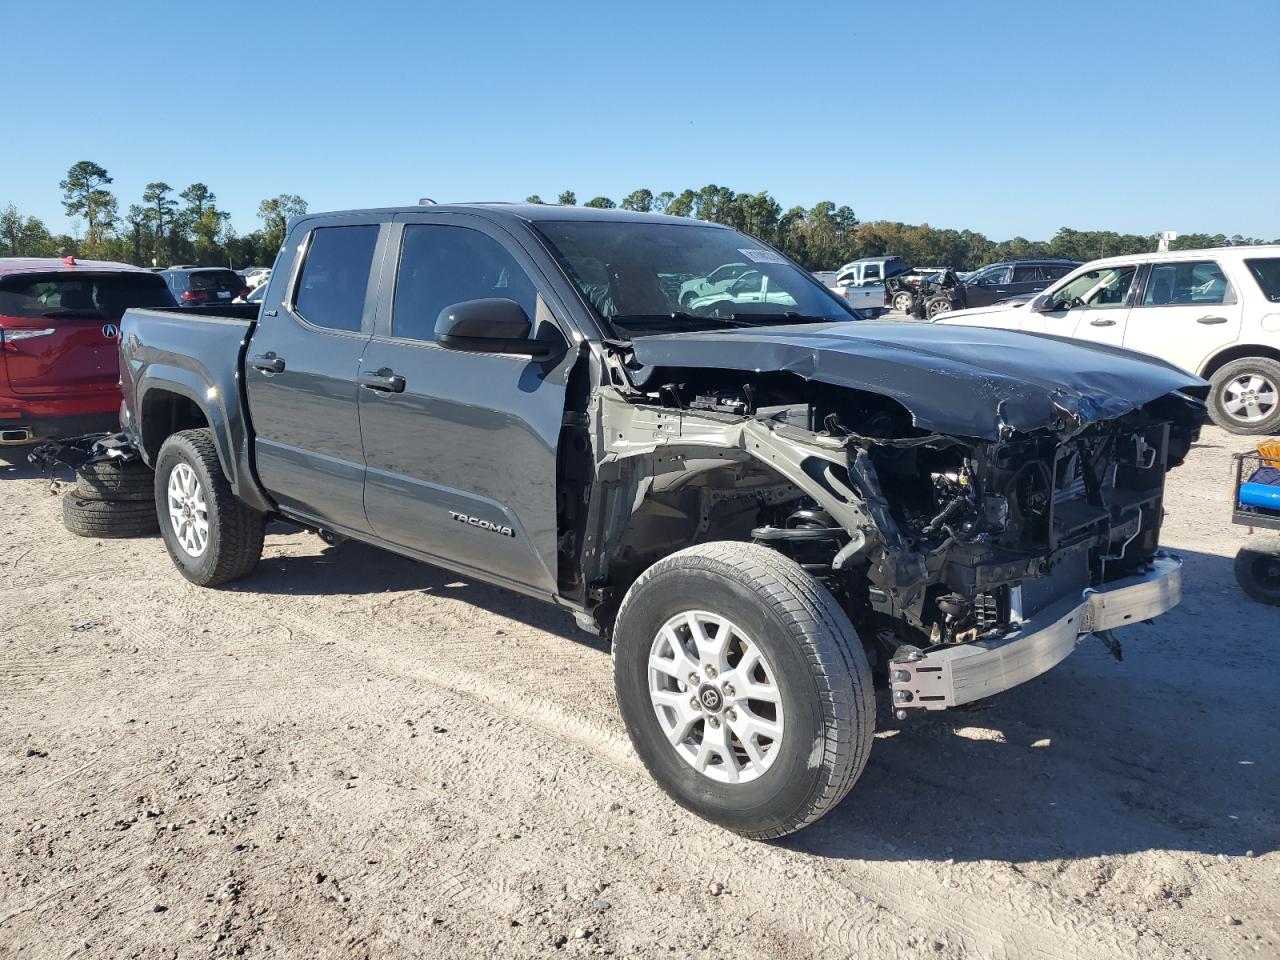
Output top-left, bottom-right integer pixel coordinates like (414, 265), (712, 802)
(1089, 318), (1117, 327)
(249, 354), (286, 373)
(358, 370), (406, 393)
(1196, 315), (1228, 325)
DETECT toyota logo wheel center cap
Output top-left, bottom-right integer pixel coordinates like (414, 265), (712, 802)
(697, 683), (723, 713)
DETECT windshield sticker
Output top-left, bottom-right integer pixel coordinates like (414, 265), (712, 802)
(738, 248), (789, 265)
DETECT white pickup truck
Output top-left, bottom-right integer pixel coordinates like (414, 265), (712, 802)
(935, 246), (1280, 434)
(822, 256), (911, 316)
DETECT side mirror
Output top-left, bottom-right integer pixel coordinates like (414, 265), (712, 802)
(1031, 294), (1056, 312)
(436, 298), (564, 360)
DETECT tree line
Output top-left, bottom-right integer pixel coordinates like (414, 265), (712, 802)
(1, 161), (305, 269)
(3, 162), (1274, 272)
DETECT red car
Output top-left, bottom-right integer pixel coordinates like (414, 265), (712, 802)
(0, 257), (176, 444)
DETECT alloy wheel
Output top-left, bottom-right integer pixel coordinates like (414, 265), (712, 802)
(166, 462), (209, 557)
(1221, 373), (1278, 424)
(647, 610), (784, 784)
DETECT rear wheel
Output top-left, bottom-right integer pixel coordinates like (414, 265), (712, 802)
(891, 291), (914, 313)
(612, 542), (874, 839)
(1235, 536), (1280, 606)
(1208, 358), (1280, 434)
(155, 429), (264, 587)
(62, 493), (159, 538)
(925, 296), (953, 320)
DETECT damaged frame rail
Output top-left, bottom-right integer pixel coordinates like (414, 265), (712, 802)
(889, 553), (1182, 712)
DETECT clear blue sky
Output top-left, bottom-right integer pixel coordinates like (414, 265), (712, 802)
(4, 0), (1277, 242)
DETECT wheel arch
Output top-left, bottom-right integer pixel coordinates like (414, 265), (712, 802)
(1198, 343), (1280, 380)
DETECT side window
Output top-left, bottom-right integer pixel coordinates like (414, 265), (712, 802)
(1043, 265), (1072, 280)
(392, 225), (539, 342)
(1141, 260), (1231, 306)
(1011, 265), (1041, 282)
(293, 225), (379, 332)
(864, 264), (881, 281)
(1051, 266), (1137, 309)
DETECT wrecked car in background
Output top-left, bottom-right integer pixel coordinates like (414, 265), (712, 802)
(95, 205), (1206, 839)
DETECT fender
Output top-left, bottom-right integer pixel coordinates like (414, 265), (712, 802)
(122, 308), (274, 514)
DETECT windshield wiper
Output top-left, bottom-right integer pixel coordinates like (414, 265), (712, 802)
(724, 312), (838, 325)
(610, 312), (756, 332)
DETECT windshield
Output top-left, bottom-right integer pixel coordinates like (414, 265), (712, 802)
(0, 273), (176, 320)
(532, 220), (860, 336)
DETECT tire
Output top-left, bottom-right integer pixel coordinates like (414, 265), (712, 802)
(1208, 357), (1280, 435)
(75, 459), (154, 502)
(925, 296), (953, 320)
(891, 291), (914, 314)
(62, 493), (159, 539)
(1234, 536), (1280, 606)
(155, 428), (264, 587)
(611, 541), (874, 839)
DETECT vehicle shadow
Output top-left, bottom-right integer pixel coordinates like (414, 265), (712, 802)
(243, 533), (602, 650)
(190, 523), (1280, 863)
(788, 546), (1278, 863)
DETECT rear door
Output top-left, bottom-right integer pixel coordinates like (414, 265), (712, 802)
(244, 219), (386, 532)
(0, 271), (173, 396)
(1121, 258), (1242, 374)
(1009, 264), (1050, 299)
(358, 214), (575, 596)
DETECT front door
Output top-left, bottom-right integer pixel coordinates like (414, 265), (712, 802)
(1121, 258), (1242, 375)
(245, 221), (383, 532)
(358, 217), (574, 596)
(964, 265), (1012, 308)
(1020, 262), (1138, 349)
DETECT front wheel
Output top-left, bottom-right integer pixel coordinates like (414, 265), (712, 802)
(155, 428), (264, 587)
(1235, 536), (1280, 606)
(611, 542), (874, 839)
(1208, 357), (1280, 435)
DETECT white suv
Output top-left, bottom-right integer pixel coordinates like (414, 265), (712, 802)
(933, 247), (1280, 434)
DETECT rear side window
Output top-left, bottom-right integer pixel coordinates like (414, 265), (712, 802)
(1011, 265), (1042, 282)
(0, 273), (175, 320)
(1042, 264), (1072, 280)
(391, 225), (538, 342)
(1141, 260), (1232, 306)
(1245, 258), (1280, 303)
(293, 225), (379, 332)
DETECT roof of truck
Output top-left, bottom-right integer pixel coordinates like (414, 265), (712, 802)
(1073, 245), (1280, 270)
(296, 203), (725, 228)
(0, 256), (150, 277)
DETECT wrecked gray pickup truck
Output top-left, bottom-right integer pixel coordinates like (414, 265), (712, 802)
(110, 204), (1205, 838)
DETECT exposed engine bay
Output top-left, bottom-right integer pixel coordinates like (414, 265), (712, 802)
(567, 325), (1205, 692)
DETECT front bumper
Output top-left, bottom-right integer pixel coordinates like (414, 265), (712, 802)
(890, 555), (1182, 710)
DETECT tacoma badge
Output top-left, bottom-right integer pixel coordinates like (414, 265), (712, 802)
(449, 511), (515, 537)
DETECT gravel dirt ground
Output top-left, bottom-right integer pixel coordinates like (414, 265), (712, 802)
(1, 426), (1277, 960)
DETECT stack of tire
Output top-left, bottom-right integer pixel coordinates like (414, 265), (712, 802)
(62, 459), (160, 539)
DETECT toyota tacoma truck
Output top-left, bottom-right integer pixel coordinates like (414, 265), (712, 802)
(109, 204), (1206, 838)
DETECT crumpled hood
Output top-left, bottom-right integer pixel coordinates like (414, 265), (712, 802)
(628, 320), (1207, 440)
